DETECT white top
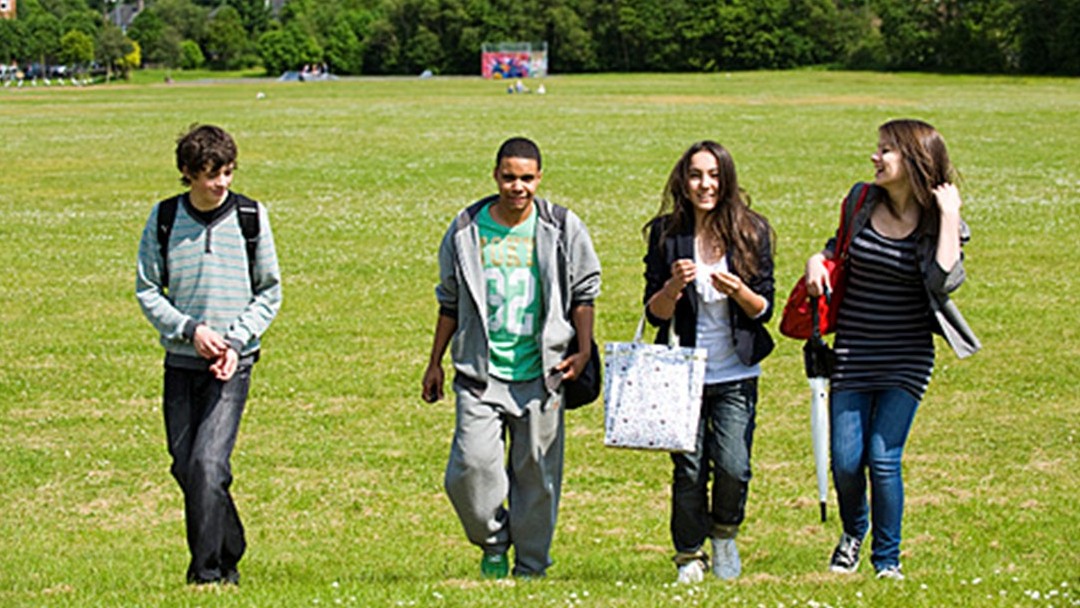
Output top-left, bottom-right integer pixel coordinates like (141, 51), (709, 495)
(694, 249), (761, 384)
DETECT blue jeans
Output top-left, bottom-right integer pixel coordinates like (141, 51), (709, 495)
(830, 388), (920, 572)
(163, 364), (251, 583)
(670, 378), (757, 557)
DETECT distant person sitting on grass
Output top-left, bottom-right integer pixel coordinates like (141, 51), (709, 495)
(136, 124), (282, 586)
(421, 137), (601, 579)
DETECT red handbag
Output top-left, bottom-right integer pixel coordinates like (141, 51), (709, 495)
(779, 184), (869, 340)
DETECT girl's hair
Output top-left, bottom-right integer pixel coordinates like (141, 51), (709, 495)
(176, 124), (238, 186)
(878, 119), (957, 230)
(644, 140), (772, 277)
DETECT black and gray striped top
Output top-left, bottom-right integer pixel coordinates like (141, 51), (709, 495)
(833, 223), (935, 400)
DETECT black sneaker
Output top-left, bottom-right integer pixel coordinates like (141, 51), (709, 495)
(829, 533), (862, 573)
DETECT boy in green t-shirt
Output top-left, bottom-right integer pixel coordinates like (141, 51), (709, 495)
(422, 137), (601, 578)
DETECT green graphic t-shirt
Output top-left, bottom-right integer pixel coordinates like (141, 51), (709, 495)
(478, 202), (543, 381)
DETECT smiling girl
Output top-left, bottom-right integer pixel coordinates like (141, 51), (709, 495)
(804, 119), (980, 580)
(642, 141), (776, 583)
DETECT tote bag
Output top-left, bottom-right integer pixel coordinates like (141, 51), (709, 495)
(603, 313), (706, 453)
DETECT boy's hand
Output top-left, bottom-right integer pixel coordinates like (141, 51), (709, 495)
(422, 364), (445, 403)
(193, 324), (228, 360)
(554, 350), (589, 382)
(209, 348), (238, 381)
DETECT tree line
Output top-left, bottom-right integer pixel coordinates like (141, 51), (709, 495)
(2, 0), (1077, 78)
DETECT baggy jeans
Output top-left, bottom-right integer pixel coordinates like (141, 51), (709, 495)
(830, 388), (920, 572)
(444, 376), (563, 576)
(670, 378), (758, 560)
(163, 364), (250, 583)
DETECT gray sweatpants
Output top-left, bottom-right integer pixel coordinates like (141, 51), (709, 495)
(444, 376), (564, 576)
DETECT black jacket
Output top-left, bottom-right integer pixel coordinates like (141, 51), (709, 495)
(643, 215), (775, 366)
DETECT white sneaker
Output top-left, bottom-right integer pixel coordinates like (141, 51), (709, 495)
(876, 565), (904, 580)
(676, 559), (705, 584)
(711, 537), (741, 579)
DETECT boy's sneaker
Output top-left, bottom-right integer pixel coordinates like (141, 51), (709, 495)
(828, 533), (862, 573)
(876, 565), (904, 580)
(710, 537), (741, 580)
(676, 558), (706, 584)
(480, 552), (509, 579)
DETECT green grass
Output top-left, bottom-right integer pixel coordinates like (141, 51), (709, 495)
(1, 71), (1078, 607)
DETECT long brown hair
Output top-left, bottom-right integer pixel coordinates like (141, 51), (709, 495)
(878, 119), (958, 231)
(644, 140), (772, 278)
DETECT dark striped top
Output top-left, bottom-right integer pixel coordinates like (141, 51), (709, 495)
(833, 223), (934, 400)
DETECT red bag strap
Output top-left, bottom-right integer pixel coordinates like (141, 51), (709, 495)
(836, 183), (870, 261)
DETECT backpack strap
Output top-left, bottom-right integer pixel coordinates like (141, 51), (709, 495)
(155, 195), (181, 289)
(234, 193), (261, 291)
(156, 193), (261, 291)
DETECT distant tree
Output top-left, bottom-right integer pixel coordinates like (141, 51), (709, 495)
(59, 29), (95, 67)
(323, 19), (363, 74)
(129, 11), (183, 67)
(179, 39), (205, 69)
(0, 19), (28, 64)
(59, 9), (100, 37)
(40, 0), (90, 17)
(258, 22), (321, 74)
(97, 22), (134, 80)
(206, 5), (249, 69)
(403, 24), (443, 73)
(547, 4), (598, 72)
(224, 0), (272, 36)
(152, 0), (210, 46)
(362, 17), (400, 74)
(26, 12), (64, 68)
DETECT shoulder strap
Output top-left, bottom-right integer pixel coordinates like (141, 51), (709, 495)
(837, 183), (870, 260)
(234, 194), (261, 290)
(156, 195), (181, 289)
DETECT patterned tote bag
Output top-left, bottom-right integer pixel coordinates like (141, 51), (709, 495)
(603, 312), (706, 452)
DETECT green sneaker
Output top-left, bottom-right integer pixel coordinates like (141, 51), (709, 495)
(480, 552), (509, 579)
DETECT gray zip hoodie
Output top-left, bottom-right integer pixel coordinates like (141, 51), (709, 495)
(435, 196), (601, 388)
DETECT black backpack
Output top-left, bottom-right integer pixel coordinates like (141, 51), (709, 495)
(156, 193), (260, 290)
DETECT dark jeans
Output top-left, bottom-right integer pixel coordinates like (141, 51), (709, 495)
(163, 364), (251, 583)
(830, 388), (920, 572)
(671, 378), (758, 557)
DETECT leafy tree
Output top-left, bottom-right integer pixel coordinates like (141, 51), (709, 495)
(179, 39), (205, 69)
(96, 22), (134, 80)
(403, 24), (443, 72)
(152, 0), (210, 46)
(59, 29), (95, 67)
(0, 19), (28, 64)
(129, 11), (184, 67)
(323, 19), (363, 74)
(59, 9), (100, 37)
(206, 5), (249, 69)
(257, 22), (321, 74)
(362, 17), (400, 74)
(26, 12), (64, 68)
(224, 0), (271, 36)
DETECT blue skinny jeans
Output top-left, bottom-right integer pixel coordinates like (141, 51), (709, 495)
(830, 387), (920, 572)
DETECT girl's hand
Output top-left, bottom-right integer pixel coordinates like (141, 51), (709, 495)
(805, 253), (830, 298)
(666, 259), (696, 296)
(710, 270), (744, 297)
(933, 183), (962, 217)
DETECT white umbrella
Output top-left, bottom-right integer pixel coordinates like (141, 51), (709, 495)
(803, 296), (835, 522)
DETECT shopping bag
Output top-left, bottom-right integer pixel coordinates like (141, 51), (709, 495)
(603, 313), (706, 453)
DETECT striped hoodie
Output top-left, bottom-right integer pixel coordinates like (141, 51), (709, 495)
(136, 192), (282, 368)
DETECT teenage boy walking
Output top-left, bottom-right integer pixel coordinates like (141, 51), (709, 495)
(422, 137), (601, 579)
(136, 124), (282, 586)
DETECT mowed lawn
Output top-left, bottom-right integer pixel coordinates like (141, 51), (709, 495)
(1, 71), (1077, 607)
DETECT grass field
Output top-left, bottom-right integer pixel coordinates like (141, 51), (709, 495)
(1, 71), (1078, 607)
